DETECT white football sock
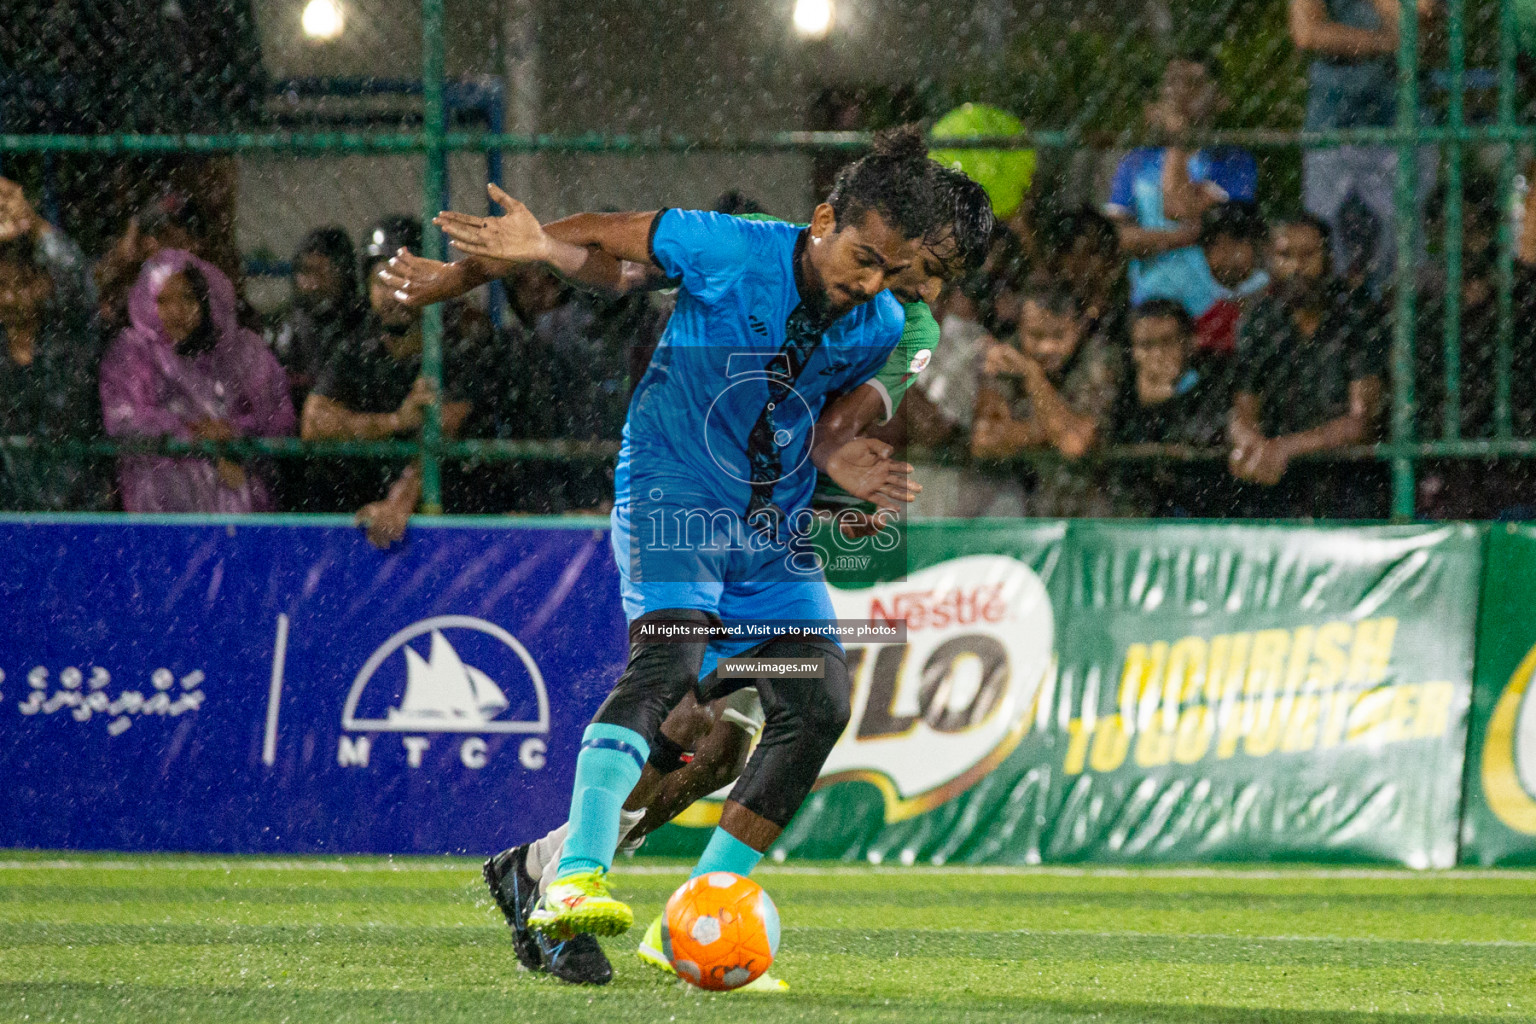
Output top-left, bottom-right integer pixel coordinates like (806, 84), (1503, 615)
(616, 806), (647, 851)
(537, 808), (646, 896)
(525, 823), (567, 883)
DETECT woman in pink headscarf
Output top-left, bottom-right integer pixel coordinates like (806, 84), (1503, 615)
(100, 249), (295, 512)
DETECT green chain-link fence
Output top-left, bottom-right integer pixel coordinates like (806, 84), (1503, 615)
(0, 0), (1531, 518)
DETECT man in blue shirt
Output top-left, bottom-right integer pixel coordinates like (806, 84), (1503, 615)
(441, 131), (949, 956)
(1104, 54), (1258, 318)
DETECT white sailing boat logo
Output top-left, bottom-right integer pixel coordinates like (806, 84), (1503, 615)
(341, 615), (550, 735)
(388, 630), (510, 726)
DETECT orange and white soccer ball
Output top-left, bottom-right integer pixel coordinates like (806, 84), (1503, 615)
(662, 871), (780, 991)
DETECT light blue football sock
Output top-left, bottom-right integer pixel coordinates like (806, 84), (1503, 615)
(555, 723), (649, 880)
(689, 826), (764, 880)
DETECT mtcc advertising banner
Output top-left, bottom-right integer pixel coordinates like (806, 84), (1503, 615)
(0, 515), (1516, 866)
(0, 517), (626, 854)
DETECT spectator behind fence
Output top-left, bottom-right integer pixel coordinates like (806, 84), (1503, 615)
(972, 279), (1120, 517)
(0, 179), (112, 511)
(1113, 300), (1234, 516)
(1042, 204), (1130, 353)
(301, 215), (509, 546)
(1194, 201), (1270, 356)
(1105, 52), (1257, 318)
(265, 226), (367, 410)
(94, 190), (246, 337)
(896, 280), (995, 517)
(1413, 173), (1536, 519)
(1229, 213), (1387, 517)
(99, 249), (295, 513)
(1290, 0), (1438, 292)
(502, 264), (662, 513)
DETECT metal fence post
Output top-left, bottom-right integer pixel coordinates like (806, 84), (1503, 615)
(420, 0), (448, 514)
(1442, 0), (1465, 443)
(1496, 0), (1518, 441)
(1390, 0), (1420, 520)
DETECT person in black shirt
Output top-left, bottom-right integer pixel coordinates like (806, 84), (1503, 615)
(300, 215), (506, 545)
(0, 179), (111, 511)
(1114, 299), (1232, 516)
(1040, 204), (1131, 356)
(500, 264), (664, 513)
(266, 226), (367, 410)
(1229, 213), (1387, 517)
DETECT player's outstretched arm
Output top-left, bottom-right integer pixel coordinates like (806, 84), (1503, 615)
(382, 185), (662, 303)
(538, 209), (661, 266)
(438, 185), (658, 281)
(377, 249), (502, 308)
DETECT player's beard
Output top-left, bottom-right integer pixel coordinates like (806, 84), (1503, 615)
(797, 246), (840, 321)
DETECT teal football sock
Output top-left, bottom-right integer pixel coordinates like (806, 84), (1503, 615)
(555, 723), (649, 879)
(689, 826), (764, 879)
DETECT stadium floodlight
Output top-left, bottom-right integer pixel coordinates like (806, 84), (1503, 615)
(792, 0), (834, 39)
(302, 0), (345, 41)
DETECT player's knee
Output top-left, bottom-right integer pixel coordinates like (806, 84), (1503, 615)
(593, 612), (713, 739)
(769, 640), (851, 754)
(799, 676), (851, 755)
(658, 692), (720, 752)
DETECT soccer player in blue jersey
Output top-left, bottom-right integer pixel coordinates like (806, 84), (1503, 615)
(384, 153), (995, 986)
(438, 131), (948, 957)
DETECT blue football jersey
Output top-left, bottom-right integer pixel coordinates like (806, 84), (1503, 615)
(615, 209), (905, 522)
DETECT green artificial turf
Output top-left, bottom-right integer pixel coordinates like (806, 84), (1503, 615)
(1, 852), (1534, 1023)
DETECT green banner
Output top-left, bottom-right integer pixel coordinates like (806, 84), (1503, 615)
(1460, 524), (1536, 866)
(645, 521), (1483, 867)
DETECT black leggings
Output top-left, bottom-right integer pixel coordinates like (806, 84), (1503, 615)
(724, 637), (851, 828)
(591, 610), (715, 747)
(593, 615), (851, 829)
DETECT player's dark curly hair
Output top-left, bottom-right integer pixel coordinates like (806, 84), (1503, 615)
(931, 166), (996, 278)
(825, 124), (944, 243)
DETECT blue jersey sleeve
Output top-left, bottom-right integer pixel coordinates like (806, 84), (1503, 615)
(647, 208), (753, 303)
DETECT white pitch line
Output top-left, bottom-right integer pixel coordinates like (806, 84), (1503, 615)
(1003, 928), (1536, 949)
(261, 614), (289, 767)
(2, 860), (1536, 881)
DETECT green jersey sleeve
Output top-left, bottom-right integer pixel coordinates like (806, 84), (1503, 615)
(864, 300), (938, 424)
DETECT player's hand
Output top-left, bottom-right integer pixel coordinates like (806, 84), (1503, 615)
(355, 497), (411, 549)
(391, 377), (438, 433)
(826, 437), (920, 511)
(378, 248), (508, 308)
(435, 184), (550, 264)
